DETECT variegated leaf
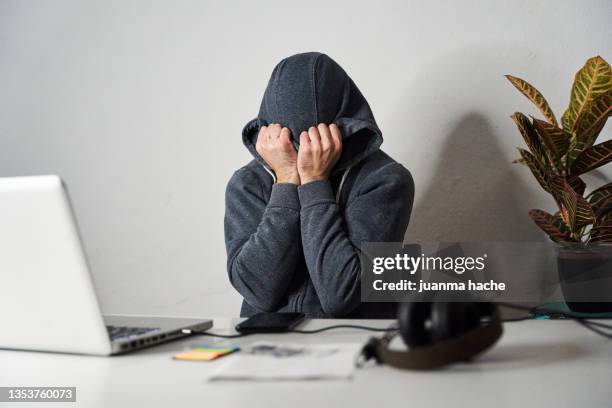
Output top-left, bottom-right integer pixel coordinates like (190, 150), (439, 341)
(587, 182), (612, 207)
(594, 197), (612, 219)
(562, 56), (612, 133)
(553, 210), (572, 230)
(517, 148), (550, 193)
(590, 218), (612, 243)
(566, 136), (588, 167)
(529, 209), (576, 243)
(547, 174), (567, 207)
(506, 75), (558, 126)
(511, 113), (548, 165)
(572, 139), (612, 175)
(559, 177), (595, 229)
(575, 89), (612, 147)
(567, 175), (586, 196)
(531, 117), (570, 160)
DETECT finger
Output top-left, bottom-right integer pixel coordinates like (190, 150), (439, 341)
(280, 127), (291, 138)
(329, 123), (343, 151)
(256, 129), (266, 156)
(308, 126), (321, 151)
(299, 131), (310, 149)
(269, 123), (282, 139)
(298, 131), (310, 153)
(317, 123), (332, 151)
(257, 126), (268, 145)
(280, 127), (293, 148)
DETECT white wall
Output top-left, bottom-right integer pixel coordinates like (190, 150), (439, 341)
(1, 0), (610, 317)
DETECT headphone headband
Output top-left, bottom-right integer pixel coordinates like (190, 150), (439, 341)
(374, 310), (503, 370)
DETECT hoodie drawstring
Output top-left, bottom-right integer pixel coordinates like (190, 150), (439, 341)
(262, 165), (277, 184)
(336, 166), (351, 204)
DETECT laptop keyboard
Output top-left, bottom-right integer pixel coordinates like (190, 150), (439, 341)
(106, 325), (160, 341)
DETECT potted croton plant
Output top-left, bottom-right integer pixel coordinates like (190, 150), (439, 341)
(507, 55), (612, 313)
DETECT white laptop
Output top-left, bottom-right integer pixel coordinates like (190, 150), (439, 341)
(0, 175), (212, 355)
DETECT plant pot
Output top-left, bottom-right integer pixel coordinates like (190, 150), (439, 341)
(557, 244), (612, 314)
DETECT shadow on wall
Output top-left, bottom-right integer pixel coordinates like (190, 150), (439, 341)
(405, 112), (543, 242)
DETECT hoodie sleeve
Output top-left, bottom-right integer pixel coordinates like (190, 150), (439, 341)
(224, 168), (301, 312)
(298, 163), (414, 317)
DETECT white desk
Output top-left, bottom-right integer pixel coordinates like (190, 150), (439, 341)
(1, 318), (611, 408)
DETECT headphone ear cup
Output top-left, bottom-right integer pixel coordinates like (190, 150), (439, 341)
(398, 302), (434, 347)
(475, 301), (496, 318)
(430, 302), (481, 343)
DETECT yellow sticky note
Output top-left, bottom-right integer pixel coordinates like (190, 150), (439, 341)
(173, 347), (237, 361)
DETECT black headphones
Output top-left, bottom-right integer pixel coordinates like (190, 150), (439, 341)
(364, 301), (503, 370)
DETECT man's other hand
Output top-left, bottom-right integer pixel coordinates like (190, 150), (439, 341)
(298, 123), (343, 184)
(256, 124), (300, 184)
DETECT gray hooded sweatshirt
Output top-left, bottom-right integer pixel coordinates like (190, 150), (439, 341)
(224, 52), (414, 318)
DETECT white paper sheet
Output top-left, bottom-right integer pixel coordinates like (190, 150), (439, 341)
(206, 342), (363, 381)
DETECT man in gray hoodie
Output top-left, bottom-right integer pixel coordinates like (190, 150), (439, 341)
(224, 52), (414, 318)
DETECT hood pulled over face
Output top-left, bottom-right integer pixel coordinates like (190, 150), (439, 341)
(242, 52), (383, 173)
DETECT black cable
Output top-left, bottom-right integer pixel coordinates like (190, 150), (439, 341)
(288, 324), (398, 334)
(187, 324), (397, 338)
(499, 302), (612, 339)
(501, 316), (531, 323)
(188, 305), (612, 340)
(500, 302), (612, 325)
(577, 319), (612, 330)
(576, 319), (612, 339)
